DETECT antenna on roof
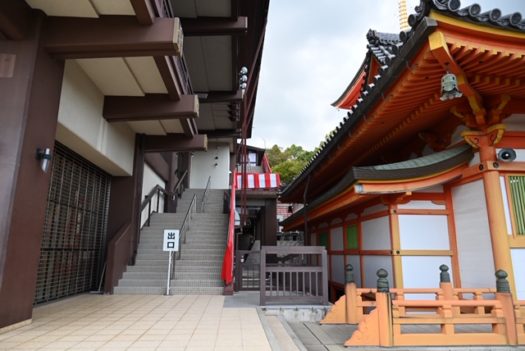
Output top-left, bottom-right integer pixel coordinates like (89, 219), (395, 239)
(399, 0), (410, 31)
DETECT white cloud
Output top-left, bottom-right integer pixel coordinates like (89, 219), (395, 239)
(251, 0), (525, 150)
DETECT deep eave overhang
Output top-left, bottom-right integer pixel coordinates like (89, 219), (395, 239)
(281, 16), (439, 202)
(281, 144), (473, 231)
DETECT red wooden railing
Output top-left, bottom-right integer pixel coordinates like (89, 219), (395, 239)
(221, 172), (237, 285)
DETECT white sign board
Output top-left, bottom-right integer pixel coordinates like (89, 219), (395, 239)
(163, 229), (180, 251)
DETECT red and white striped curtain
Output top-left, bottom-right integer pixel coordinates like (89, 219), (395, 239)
(236, 173), (281, 189)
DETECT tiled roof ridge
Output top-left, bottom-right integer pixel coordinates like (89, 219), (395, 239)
(409, 0), (525, 31)
(281, 0), (525, 199)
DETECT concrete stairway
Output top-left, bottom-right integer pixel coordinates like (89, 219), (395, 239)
(114, 189), (228, 295)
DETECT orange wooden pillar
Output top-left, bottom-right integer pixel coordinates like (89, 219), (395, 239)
(463, 129), (516, 295)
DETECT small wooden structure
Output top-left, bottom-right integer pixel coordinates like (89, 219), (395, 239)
(322, 264), (524, 347)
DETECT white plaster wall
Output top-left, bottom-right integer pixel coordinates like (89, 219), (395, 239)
(361, 216), (391, 250)
(452, 180), (496, 288)
(398, 200), (446, 210)
(402, 256), (452, 299)
(503, 114), (525, 132)
(363, 256), (393, 288)
(190, 143), (230, 189)
(140, 164), (166, 228)
(399, 215), (449, 250)
(511, 249), (525, 300)
(330, 227), (344, 250)
(331, 255), (345, 284)
(56, 60), (135, 176)
(500, 176), (513, 235)
(362, 203), (387, 216)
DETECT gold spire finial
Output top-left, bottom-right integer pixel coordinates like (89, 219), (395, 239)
(399, 0), (410, 31)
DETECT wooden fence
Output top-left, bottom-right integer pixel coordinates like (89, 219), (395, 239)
(259, 246), (328, 306)
(234, 249), (260, 291)
(321, 265), (524, 347)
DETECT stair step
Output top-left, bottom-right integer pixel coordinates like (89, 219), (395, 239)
(171, 279), (223, 287)
(169, 287), (223, 295)
(122, 272), (166, 280)
(114, 287), (166, 295)
(117, 279), (165, 287)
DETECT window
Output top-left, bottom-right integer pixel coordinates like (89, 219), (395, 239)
(509, 175), (525, 235)
(319, 232), (329, 249)
(346, 224), (359, 249)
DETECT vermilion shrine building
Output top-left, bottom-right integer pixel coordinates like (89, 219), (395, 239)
(281, 0), (525, 303)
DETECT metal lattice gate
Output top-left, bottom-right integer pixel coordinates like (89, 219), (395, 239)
(34, 143), (110, 304)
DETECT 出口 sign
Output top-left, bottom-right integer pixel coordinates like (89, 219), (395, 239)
(163, 229), (179, 251)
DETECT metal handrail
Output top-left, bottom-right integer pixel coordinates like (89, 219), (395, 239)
(140, 185), (170, 228)
(200, 176), (211, 213)
(172, 170), (188, 201)
(166, 193), (197, 295)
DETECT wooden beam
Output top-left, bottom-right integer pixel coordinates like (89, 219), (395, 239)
(130, 0), (155, 25)
(143, 134), (207, 153)
(180, 16), (248, 36)
(198, 90), (243, 103)
(43, 17), (183, 59)
(0, 1), (32, 40)
(200, 129), (241, 138)
(103, 94), (198, 122)
(154, 56), (182, 101)
(181, 118), (196, 138)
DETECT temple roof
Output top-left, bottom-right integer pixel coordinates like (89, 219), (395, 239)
(281, 0), (525, 204)
(281, 144), (473, 231)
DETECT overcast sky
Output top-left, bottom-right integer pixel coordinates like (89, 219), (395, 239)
(250, 0), (525, 150)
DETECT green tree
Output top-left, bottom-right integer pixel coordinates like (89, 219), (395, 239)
(266, 144), (316, 184)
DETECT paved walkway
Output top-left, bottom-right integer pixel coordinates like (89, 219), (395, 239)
(0, 294), (272, 351)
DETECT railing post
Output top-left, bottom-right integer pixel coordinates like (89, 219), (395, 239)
(439, 264), (457, 317)
(321, 248), (328, 305)
(147, 199), (151, 226)
(495, 270), (518, 345)
(345, 264), (359, 324)
(156, 188), (160, 212)
(376, 269), (393, 347)
(260, 246), (266, 306)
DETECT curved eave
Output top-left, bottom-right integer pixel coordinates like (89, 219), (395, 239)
(280, 17), (439, 203)
(332, 64), (367, 109)
(281, 145), (473, 231)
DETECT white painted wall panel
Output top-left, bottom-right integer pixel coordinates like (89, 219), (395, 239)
(402, 256), (452, 299)
(56, 61), (135, 176)
(502, 114), (525, 132)
(500, 176), (512, 235)
(330, 227), (344, 250)
(511, 249), (525, 300)
(362, 204), (387, 216)
(140, 164), (166, 227)
(362, 217), (391, 250)
(190, 144), (230, 189)
(452, 180), (495, 288)
(363, 256), (393, 288)
(346, 255), (361, 287)
(331, 255), (345, 284)
(398, 200), (446, 210)
(399, 215), (449, 250)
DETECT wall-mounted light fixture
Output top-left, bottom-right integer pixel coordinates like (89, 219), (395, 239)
(36, 147), (52, 173)
(239, 66), (248, 92)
